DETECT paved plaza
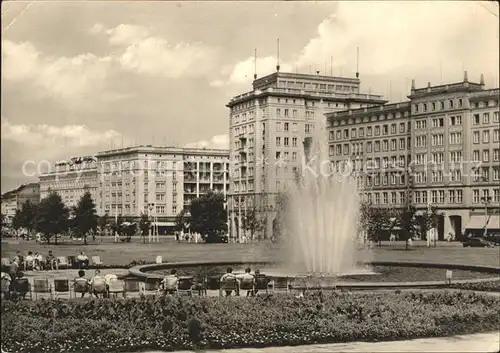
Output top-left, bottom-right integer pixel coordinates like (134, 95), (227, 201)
(150, 332), (500, 353)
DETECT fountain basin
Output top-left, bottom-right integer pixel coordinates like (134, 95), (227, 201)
(129, 260), (500, 291)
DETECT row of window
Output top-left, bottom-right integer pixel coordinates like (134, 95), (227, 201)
(473, 129), (500, 144)
(277, 81), (357, 93)
(413, 149), (499, 165)
(276, 137), (299, 147)
(332, 138), (411, 155)
(414, 99), (464, 113)
(333, 122), (409, 140)
(473, 111), (499, 125)
(276, 122), (298, 132)
(367, 188), (500, 206)
(472, 189), (500, 203)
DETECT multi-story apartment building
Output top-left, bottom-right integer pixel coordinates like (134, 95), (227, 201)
(1, 183), (40, 224)
(17, 183), (41, 207)
(1, 190), (19, 225)
(327, 72), (500, 240)
(227, 70), (387, 239)
(96, 146), (229, 232)
(39, 156), (98, 209)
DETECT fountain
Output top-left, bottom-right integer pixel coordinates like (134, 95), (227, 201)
(277, 101), (371, 279)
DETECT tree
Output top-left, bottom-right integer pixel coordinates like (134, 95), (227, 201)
(34, 192), (69, 245)
(395, 204), (419, 250)
(116, 214), (124, 231)
(416, 206), (442, 244)
(175, 209), (190, 232)
(73, 191), (98, 245)
(242, 207), (265, 240)
(11, 201), (38, 238)
(12, 210), (23, 233)
(98, 212), (109, 236)
(189, 191), (227, 243)
(360, 200), (394, 245)
(139, 212), (150, 243)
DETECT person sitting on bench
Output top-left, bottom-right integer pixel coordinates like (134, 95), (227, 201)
(220, 267), (239, 297)
(73, 270), (90, 298)
(76, 252), (89, 269)
(160, 269), (179, 295)
(89, 269), (107, 298)
(24, 252), (35, 271)
(46, 251), (58, 271)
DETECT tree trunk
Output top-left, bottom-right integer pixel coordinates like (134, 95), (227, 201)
(84, 233), (87, 245)
(54, 233), (58, 245)
(405, 239), (408, 251)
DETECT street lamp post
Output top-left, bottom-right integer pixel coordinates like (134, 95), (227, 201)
(481, 196), (492, 237)
(148, 203), (154, 243)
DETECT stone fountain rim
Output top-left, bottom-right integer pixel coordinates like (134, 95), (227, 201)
(129, 261), (500, 288)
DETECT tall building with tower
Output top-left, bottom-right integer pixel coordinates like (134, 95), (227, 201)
(226, 52), (387, 240)
(327, 72), (500, 240)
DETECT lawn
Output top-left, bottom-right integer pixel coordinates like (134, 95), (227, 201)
(1, 237), (499, 268)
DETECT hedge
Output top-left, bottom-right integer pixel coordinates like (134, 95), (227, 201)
(2, 291), (499, 352)
(449, 280), (500, 293)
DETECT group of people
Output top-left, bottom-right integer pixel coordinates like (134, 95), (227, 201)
(158, 267), (268, 297)
(8, 250), (59, 272)
(8, 250), (91, 272)
(73, 269), (118, 298)
(0, 268), (119, 300)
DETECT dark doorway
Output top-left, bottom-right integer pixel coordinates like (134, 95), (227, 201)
(449, 215), (462, 240)
(437, 215), (445, 241)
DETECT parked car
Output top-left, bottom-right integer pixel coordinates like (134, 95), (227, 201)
(462, 237), (493, 247)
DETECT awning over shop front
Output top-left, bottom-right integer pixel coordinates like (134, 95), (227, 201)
(466, 215), (500, 229)
(152, 222), (176, 227)
(486, 215), (500, 230)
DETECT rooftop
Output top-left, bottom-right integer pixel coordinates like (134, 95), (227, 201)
(228, 86), (386, 106)
(96, 145), (229, 158)
(408, 72), (487, 98)
(253, 71), (360, 89)
(327, 101), (411, 120)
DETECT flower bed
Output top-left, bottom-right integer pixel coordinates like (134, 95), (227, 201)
(2, 291), (499, 352)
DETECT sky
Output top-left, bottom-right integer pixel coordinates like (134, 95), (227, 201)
(1, 0), (499, 193)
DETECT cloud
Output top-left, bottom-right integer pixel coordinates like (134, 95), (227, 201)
(1, 116), (121, 148)
(217, 2), (499, 95)
(105, 24), (151, 46)
(93, 23), (219, 79)
(185, 134), (229, 149)
(2, 40), (113, 102)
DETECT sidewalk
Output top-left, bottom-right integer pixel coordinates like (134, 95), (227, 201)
(169, 332), (500, 353)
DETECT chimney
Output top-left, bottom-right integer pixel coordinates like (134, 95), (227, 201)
(463, 70), (468, 82)
(480, 73), (485, 87)
(411, 79), (416, 94)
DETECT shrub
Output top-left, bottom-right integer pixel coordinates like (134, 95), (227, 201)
(1, 291), (499, 352)
(449, 280), (500, 293)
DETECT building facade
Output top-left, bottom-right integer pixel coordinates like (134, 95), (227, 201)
(38, 156), (98, 209)
(227, 71), (387, 239)
(1, 191), (18, 224)
(1, 183), (40, 224)
(95, 146), (229, 231)
(327, 72), (500, 239)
